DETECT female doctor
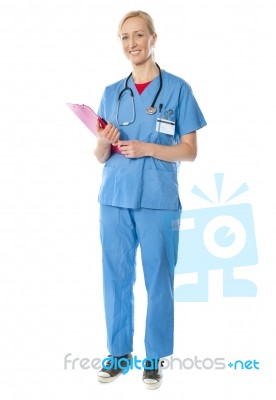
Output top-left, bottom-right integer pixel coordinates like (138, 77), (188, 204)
(94, 10), (207, 389)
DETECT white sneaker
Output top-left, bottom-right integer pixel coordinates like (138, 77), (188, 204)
(97, 354), (132, 383)
(142, 359), (163, 390)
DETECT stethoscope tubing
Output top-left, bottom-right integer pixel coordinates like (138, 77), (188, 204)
(116, 63), (163, 125)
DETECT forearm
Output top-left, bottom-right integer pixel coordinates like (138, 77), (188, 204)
(94, 137), (111, 163)
(146, 142), (197, 162)
(93, 122), (120, 163)
(118, 132), (197, 162)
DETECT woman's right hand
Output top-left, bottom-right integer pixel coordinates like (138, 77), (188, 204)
(96, 120), (120, 145)
(94, 120), (120, 163)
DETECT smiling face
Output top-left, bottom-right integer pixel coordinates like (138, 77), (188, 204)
(119, 16), (157, 66)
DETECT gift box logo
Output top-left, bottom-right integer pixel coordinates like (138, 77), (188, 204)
(175, 173), (258, 302)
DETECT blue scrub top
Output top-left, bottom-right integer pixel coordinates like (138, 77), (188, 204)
(97, 70), (207, 210)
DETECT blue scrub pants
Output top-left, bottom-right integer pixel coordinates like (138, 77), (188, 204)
(100, 205), (181, 359)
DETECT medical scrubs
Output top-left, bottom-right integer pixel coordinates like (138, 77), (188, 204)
(98, 70), (206, 359)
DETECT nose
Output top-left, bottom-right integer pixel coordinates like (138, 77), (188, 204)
(129, 35), (137, 48)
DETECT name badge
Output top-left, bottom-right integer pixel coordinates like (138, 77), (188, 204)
(156, 118), (175, 136)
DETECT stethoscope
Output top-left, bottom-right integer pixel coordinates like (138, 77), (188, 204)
(116, 63), (163, 126)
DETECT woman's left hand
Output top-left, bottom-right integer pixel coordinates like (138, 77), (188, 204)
(117, 140), (151, 158)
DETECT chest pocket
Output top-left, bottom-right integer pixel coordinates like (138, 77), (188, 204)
(154, 105), (176, 145)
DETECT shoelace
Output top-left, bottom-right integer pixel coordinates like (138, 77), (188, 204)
(143, 360), (164, 381)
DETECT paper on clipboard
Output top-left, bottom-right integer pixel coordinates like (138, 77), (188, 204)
(66, 103), (121, 154)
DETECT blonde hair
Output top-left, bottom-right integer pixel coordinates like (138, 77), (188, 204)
(118, 10), (156, 37)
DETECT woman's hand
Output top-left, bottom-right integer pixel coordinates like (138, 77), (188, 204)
(118, 132), (197, 162)
(96, 120), (120, 145)
(94, 120), (120, 163)
(118, 140), (151, 158)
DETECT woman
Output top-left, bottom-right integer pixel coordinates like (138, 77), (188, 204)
(94, 10), (206, 389)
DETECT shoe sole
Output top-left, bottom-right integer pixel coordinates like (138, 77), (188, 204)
(143, 380), (162, 390)
(97, 373), (122, 383)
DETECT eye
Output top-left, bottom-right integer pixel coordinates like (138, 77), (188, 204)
(121, 36), (128, 41)
(136, 33), (143, 38)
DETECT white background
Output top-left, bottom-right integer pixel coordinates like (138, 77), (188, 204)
(0, 0), (276, 399)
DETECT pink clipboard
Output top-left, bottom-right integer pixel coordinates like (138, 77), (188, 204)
(66, 103), (121, 154)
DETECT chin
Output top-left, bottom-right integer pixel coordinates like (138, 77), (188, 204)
(130, 59), (147, 67)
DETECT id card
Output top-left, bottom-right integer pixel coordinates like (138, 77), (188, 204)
(156, 117), (175, 136)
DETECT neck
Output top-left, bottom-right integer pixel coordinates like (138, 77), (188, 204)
(131, 61), (159, 84)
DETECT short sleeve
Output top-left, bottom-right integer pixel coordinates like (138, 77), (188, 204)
(177, 84), (207, 136)
(97, 87), (107, 120)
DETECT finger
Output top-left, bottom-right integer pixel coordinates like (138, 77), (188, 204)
(107, 128), (120, 143)
(117, 140), (128, 147)
(101, 124), (113, 139)
(111, 131), (120, 144)
(125, 150), (134, 158)
(96, 119), (102, 133)
(123, 148), (131, 157)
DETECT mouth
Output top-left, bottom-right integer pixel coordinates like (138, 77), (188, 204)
(129, 50), (141, 56)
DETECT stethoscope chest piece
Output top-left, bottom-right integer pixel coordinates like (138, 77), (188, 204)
(146, 106), (157, 115)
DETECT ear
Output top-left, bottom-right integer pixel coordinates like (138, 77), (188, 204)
(152, 33), (157, 47)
